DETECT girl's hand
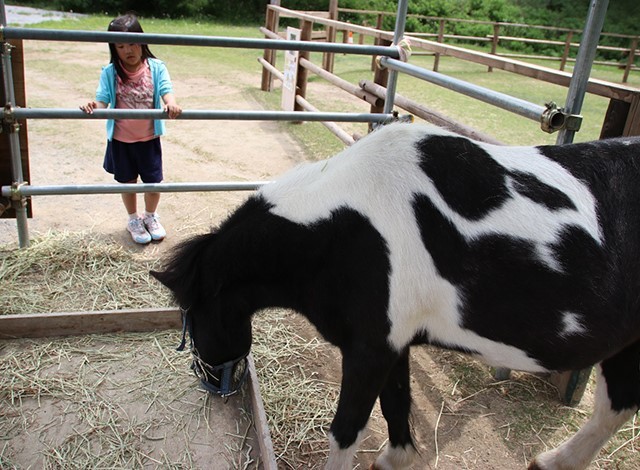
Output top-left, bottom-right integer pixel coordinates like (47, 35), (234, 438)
(80, 101), (98, 114)
(164, 104), (182, 119)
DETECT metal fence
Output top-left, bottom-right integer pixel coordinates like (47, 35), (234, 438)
(1, 0), (607, 247)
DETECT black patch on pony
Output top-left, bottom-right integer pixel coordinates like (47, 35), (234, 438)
(509, 170), (576, 211)
(415, 135), (510, 220)
(412, 192), (610, 371)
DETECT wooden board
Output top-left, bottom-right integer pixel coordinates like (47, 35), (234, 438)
(247, 354), (278, 470)
(0, 308), (182, 339)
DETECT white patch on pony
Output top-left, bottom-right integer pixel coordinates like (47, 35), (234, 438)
(326, 431), (364, 470)
(260, 123), (601, 372)
(560, 311), (587, 337)
(373, 442), (416, 470)
(532, 365), (637, 470)
(480, 142), (603, 247)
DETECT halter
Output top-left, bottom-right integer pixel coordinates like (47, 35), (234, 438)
(177, 306), (249, 399)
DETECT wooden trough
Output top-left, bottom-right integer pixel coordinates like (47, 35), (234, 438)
(0, 308), (278, 469)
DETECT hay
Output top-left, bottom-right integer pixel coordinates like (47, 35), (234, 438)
(0, 231), (256, 468)
(252, 309), (340, 468)
(0, 230), (170, 314)
(0, 333), (257, 469)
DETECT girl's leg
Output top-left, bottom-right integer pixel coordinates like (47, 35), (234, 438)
(121, 179), (138, 216)
(144, 192), (160, 213)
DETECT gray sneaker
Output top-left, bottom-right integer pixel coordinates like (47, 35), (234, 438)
(143, 214), (166, 241)
(127, 217), (152, 244)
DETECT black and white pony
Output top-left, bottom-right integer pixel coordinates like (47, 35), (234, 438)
(152, 123), (640, 470)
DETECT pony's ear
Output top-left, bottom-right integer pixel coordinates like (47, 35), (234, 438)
(149, 232), (221, 300)
(149, 269), (174, 290)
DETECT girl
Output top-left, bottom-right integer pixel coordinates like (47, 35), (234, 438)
(81, 12), (181, 244)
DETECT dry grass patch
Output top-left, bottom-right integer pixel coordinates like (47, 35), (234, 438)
(0, 230), (171, 314)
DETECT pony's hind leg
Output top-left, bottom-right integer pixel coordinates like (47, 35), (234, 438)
(530, 340), (640, 470)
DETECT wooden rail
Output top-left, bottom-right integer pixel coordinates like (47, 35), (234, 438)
(266, 5), (639, 104)
(359, 79), (502, 144)
(339, 7), (639, 83)
(260, 5), (640, 141)
(0, 308), (182, 338)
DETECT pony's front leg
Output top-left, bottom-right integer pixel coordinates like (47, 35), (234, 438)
(373, 348), (416, 470)
(325, 346), (400, 470)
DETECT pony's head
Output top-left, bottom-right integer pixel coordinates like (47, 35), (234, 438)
(151, 233), (252, 398)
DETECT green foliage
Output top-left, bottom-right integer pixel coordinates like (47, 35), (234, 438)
(7, 0), (637, 31)
(7, 0), (639, 59)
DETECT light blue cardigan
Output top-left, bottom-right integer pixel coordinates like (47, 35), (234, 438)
(95, 58), (174, 141)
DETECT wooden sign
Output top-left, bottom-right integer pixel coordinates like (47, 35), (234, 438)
(281, 27), (301, 112)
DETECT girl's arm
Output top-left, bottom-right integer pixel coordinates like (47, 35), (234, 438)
(162, 93), (182, 119)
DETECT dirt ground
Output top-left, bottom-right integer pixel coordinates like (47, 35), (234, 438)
(1, 332), (259, 469)
(1, 12), (637, 470)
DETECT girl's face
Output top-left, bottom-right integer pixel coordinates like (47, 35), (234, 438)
(115, 43), (143, 71)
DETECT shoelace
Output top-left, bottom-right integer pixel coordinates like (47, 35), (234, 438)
(145, 216), (160, 231)
(130, 219), (146, 233)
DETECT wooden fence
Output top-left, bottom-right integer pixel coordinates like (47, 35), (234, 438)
(260, 4), (640, 144)
(338, 8), (639, 83)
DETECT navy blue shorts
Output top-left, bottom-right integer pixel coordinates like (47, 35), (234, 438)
(104, 138), (163, 183)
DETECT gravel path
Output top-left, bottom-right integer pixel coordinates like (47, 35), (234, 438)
(3, 4), (87, 25)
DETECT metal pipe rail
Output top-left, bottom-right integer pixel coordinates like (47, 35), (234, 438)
(556, 0), (608, 144)
(0, 26), (402, 58)
(382, 0), (410, 115)
(379, 56), (546, 123)
(6, 107), (400, 123)
(2, 181), (268, 198)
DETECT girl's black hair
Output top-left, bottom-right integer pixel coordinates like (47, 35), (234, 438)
(107, 12), (156, 83)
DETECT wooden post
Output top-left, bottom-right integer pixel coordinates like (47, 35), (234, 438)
(488, 23), (500, 72)
(624, 94), (640, 136)
(600, 99), (631, 139)
(622, 37), (637, 84)
(433, 19), (445, 72)
(548, 368), (593, 407)
(601, 93), (640, 139)
(322, 0), (338, 73)
(560, 31), (574, 71)
(369, 37), (392, 131)
(260, 5), (280, 92)
(294, 20), (313, 113)
(371, 13), (384, 71)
